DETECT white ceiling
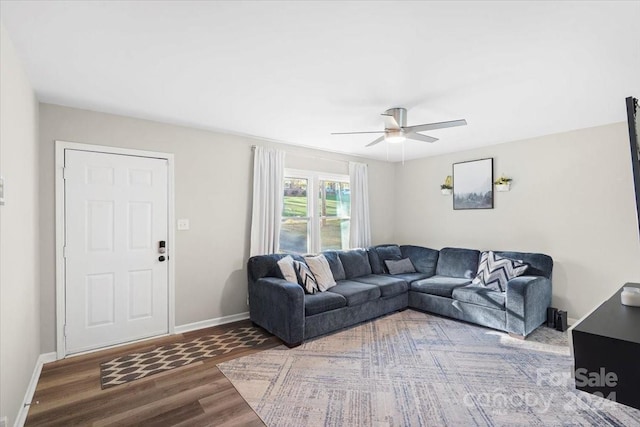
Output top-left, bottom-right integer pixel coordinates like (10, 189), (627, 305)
(1, 1), (638, 162)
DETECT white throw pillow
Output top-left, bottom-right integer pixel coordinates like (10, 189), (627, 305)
(277, 255), (297, 283)
(304, 254), (337, 291)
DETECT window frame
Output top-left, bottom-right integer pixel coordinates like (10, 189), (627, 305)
(281, 168), (350, 253)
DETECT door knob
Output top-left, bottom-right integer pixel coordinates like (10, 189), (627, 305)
(158, 256), (166, 262)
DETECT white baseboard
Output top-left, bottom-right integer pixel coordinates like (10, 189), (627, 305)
(568, 317), (578, 326)
(14, 352), (56, 427)
(174, 312), (250, 334)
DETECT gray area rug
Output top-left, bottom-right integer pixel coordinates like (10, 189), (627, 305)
(218, 310), (640, 426)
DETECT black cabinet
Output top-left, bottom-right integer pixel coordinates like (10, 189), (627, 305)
(570, 283), (640, 410)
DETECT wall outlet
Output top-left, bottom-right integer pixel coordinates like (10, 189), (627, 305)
(177, 219), (190, 230)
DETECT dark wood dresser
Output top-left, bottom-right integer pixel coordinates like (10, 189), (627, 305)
(570, 282), (640, 410)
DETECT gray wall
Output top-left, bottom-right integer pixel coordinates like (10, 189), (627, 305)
(38, 104), (396, 352)
(393, 122), (640, 320)
(0, 24), (40, 426)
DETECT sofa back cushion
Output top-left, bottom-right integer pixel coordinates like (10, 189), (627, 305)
(338, 248), (373, 279)
(493, 251), (553, 279)
(400, 245), (439, 276)
(367, 244), (402, 274)
(247, 253), (305, 285)
(322, 250), (347, 281)
(435, 247), (480, 279)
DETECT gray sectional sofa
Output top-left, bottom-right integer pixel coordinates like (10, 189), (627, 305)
(247, 244), (553, 347)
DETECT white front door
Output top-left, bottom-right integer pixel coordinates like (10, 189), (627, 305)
(64, 149), (169, 354)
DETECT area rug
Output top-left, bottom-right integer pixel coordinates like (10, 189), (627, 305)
(217, 310), (640, 426)
(100, 325), (272, 388)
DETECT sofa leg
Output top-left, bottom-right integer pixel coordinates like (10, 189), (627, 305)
(508, 333), (526, 340)
(285, 341), (302, 349)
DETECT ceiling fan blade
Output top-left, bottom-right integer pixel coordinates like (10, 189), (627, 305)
(331, 131), (385, 135)
(406, 132), (438, 143)
(381, 113), (400, 130)
(365, 135), (385, 147)
(404, 119), (467, 133)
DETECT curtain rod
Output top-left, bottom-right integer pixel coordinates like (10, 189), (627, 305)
(251, 145), (367, 165)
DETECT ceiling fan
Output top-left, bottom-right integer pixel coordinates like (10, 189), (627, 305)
(331, 107), (467, 147)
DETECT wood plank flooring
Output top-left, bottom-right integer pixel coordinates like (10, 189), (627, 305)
(25, 320), (281, 426)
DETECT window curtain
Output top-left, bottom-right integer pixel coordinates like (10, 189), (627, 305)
(250, 147), (286, 256)
(349, 161), (371, 248)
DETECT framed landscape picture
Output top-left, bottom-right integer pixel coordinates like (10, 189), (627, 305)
(453, 158), (493, 210)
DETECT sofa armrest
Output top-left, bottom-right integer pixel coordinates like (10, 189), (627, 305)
(249, 277), (305, 345)
(505, 276), (552, 336)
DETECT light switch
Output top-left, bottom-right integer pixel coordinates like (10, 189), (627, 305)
(177, 219), (190, 230)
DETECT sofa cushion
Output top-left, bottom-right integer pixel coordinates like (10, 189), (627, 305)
(411, 276), (472, 298)
(452, 286), (506, 309)
(351, 274), (408, 297)
(435, 247), (480, 279)
(328, 280), (381, 306)
(385, 258), (416, 275)
(400, 245), (439, 276)
(367, 244), (401, 274)
(247, 253), (304, 285)
(376, 245), (403, 273)
(304, 291), (347, 316)
(323, 250), (346, 281)
(494, 251), (553, 279)
(338, 249), (373, 279)
(471, 251), (528, 292)
(387, 272), (431, 284)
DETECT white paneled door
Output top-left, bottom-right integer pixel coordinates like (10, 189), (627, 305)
(64, 149), (169, 354)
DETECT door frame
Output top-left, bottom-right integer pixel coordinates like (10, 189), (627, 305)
(55, 140), (176, 359)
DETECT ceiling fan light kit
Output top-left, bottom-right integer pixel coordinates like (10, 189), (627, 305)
(331, 107), (467, 148)
(384, 129), (406, 144)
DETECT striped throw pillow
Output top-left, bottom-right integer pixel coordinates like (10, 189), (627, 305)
(293, 260), (319, 294)
(471, 251), (528, 292)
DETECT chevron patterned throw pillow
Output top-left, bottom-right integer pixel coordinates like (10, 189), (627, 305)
(293, 260), (319, 294)
(471, 251), (528, 292)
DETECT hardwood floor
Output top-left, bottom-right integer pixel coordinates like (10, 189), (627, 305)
(25, 320), (281, 426)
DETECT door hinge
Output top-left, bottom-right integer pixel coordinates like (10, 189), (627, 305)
(63, 167), (68, 180)
(63, 246), (68, 258)
(63, 324), (67, 338)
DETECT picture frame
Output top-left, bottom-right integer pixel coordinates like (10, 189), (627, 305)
(453, 158), (494, 210)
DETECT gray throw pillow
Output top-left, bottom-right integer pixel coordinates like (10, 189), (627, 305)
(385, 258), (416, 275)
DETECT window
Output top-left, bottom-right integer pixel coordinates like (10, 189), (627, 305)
(280, 170), (350, 253)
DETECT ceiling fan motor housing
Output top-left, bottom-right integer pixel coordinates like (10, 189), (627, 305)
(385, 108), (407, 129)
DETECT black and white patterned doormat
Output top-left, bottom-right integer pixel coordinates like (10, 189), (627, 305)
(100, 326), (272, 389)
